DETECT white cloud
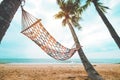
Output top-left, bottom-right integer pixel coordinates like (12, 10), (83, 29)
(108, 0), (120, 9)
(0, 0), (3, 3)
(1, 0), (119, 59)
(102, 0), (120, 9)
(86, 50), (120, 59)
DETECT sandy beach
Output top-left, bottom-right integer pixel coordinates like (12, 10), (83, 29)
(0, 64), (120, 80)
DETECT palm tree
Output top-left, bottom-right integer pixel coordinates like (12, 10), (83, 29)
(0, 0), (21, 43)
(82, 0), (120, 48)
(55, 0), (103, 80)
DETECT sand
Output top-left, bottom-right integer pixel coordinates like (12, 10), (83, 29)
(0, 64), (120, 80)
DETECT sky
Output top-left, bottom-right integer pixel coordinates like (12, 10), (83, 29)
(0, 0), (120, 59)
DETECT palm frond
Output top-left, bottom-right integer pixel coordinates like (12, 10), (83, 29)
(82, 4), (88, 11)
(54, 11), (65, 19)
(70, 15), (82, 29)
(81, 0), (91, 13)
(55, 0), (82, 30)
(77, 7), (83, 15)
(56, 0), (65, 6)
(97, 2), (109, 13)
(67, 0), (82, 15)
(62, 18), (67, 26)
(86, 0), (92, 5)
(56, 0), (65, 10)
(72, 21), (81, 30)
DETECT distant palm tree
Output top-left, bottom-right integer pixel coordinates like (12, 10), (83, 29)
(82, 0), (120, 48)
(55, 0), (103, 80)
(0, 0), (21, 42)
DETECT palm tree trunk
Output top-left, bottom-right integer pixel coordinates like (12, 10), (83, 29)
(68, 22), (103, 80)
(0, 0), (21, 43)
(93, 0), (120, 49)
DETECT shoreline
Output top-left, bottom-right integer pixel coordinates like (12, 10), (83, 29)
(0, 64), (120, 80)
(0, 61), (120, 64)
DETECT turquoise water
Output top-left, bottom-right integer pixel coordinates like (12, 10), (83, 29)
(0, 58), (120, 64)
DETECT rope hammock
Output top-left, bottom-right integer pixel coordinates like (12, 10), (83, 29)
(21, 7), (79, 61)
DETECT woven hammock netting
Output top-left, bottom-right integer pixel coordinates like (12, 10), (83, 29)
(21, 8), (79, 60)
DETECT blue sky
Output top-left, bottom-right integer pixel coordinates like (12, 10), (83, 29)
(0, 0), (120, 59)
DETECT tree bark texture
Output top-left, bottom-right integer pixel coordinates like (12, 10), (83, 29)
(0, 0), (21, 42)
(68, 22), (103, 80)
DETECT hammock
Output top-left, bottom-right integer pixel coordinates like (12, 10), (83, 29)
(21, 8), (79, 61)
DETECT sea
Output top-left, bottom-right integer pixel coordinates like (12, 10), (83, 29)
(0, 58), (120, 64)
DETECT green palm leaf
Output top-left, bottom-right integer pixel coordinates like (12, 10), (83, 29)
(55, 0), (82, 29)
(97, 2), (109, 13)
(54, 11), (65, 19)
(83, 0), (109, 13)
